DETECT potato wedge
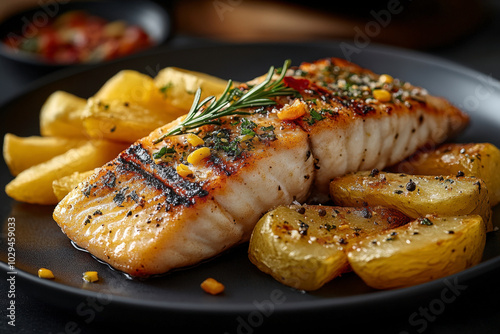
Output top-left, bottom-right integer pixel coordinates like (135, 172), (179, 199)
(82, 98), (174, 143)
(3, 134), (87, 176)
(40, 91), (88, 138)
(52, 170), (95, 201)
(93, 70), (173, 114)
(5, 140), (127, 205)
(248, 205), (410, 291)
(82, 70), (190, 143)
(388, 143), (500, 206)
(154, 67), (229, 111)
(330, 171), (492, 232)
(347, 215), (486, 289)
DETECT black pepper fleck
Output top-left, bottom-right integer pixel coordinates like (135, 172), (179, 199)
(369, 168), (379, 177)
(474, 181), (481, 192)
(406, 179), (416, 191)
(361, 207), (372, 219)
(299, 221), (309, 236)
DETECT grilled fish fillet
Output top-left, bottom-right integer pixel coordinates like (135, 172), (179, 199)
(53, 58), (469, 277)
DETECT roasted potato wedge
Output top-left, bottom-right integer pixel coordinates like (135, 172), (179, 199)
(154, 67), (229, 111)
(82, 98), (175, 143)
(347, 215), (486, 289)
(93, 70), (173, 113)
(5, 140), (126, 205)
(39, 91), (88, 138)
(3, 134), (86, 176)
(388, 143), (500, 207)
(248, 205), (410, 291)
(83, 70), (187, 143)
(52, 170), (95, 201)
(330, 171), (492, 232)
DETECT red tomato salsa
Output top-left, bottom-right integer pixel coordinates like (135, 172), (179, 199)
(3, 10), (153, 64)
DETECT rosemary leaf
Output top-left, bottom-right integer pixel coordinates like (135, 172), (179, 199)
(153, 59), (296, 144)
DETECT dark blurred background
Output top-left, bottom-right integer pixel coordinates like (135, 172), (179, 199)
(0, 0), (491, 49)
(1, 0), (499, 81)
(169, 0), (486, 49)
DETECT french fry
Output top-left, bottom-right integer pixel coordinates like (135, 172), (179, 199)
(82, 98), (174, 143)
(40, 91), (88, 138)
(52, 170), (95, 201)
(5, 140), (127, 205)
(93, 70), (170, 112)
(3, 134), (87, 176)
(154, 67), (229, 111)
(82, 70), (187, 143)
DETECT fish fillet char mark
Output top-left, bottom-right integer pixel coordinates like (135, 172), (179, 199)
(53, 57), (469, 277)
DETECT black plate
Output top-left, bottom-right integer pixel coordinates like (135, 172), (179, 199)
(1, 42), (500, 329)
(0, 0), (171, 67)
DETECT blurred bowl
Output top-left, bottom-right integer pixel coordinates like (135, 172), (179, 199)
(0, 0), (171, 68)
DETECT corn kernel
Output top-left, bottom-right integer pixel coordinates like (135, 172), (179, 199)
(82, 271), (99, 283)
(379, 74), (394, 84)
(201, 278), (225, 295)
(38, 268), (54, 279)
(187, 133), (204, 147)
(372, 89), (392, 102)
(176, 163), (193, 177)
(338, 224), (350, 231)
(238, 134), (254, 142)
(187, 147), (211, 165)
(277, 99), (307, 120)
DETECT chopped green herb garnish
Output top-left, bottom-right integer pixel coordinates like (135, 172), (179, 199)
(240, 118), (257, 138)
(241, 128), (255, 137)
(419, 217), (433, 226)
(205, 129), (242, 157)
(153, 147), (176, 159)
(261, 125), (275, 132)
(160, 82), (173, 96)
(323, 223), (336, 231)
(310, 109), (324, 121)
(306, 109), (325, 125)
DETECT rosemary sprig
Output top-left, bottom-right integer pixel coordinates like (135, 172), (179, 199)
(153, 59), (296, 144)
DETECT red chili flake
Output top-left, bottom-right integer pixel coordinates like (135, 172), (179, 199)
(284, 76), (310, 91)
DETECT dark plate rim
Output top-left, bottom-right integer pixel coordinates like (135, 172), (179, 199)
(1, 40), (499, 314)
(2, 255), (499, 314)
